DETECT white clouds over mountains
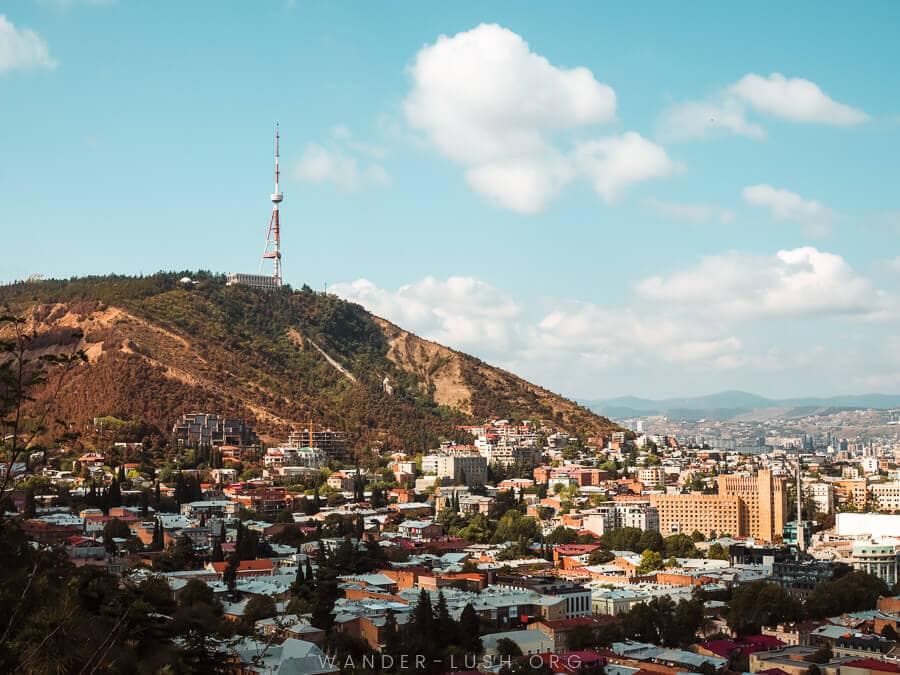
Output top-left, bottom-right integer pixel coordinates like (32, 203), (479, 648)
(404, 23), (677, 213)
(659, 72), (868, 142)
(330, 247), (895, 394)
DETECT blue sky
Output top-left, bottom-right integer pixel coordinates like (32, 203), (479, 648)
(2, 1), (900, 400)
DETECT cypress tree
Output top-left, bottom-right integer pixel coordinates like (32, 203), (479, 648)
(458, 603), (482, 653)
(211, 538), (224, 563)
(108, 478), (122, 508)
(305, 555), (314, 587)
(434, 590), (457, 645)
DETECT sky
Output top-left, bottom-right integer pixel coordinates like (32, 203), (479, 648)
(2, 1), (900, 401)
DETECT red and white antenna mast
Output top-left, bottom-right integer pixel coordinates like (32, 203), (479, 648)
(261, 123), (283, 286)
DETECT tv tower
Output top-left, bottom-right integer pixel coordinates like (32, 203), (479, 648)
(260, 123), (283, 286)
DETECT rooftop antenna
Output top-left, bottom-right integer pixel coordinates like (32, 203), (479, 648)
(260, 123), (283, 286)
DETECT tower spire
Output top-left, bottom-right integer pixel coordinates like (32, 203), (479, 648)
(261, 123), (283, 286)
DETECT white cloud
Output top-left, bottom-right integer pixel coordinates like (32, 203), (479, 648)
(657, 98), (765, 143)
(291, 130), (391, 190)
(636, 246), (887, 320)
(0, 15), (56, 74)
(404, 24), (675, 212)
(573, 132), (680, 203)
(742, 184), (835, 237)
(329, 276), (522, 353)
(658, 72), (867, 142)
(645, 198), (735, 225)
(729, 73), (869, 126)
(330, 250), (896, 396)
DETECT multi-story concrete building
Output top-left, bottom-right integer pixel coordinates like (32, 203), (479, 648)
(637, 466), (665, 487)
(832, 478), (868, 510)
(581, 502), (660, 536)
(808, 482), (834, 515)
(850, 542), (900, 586)
(650, 493), (743, 539)
(870, 482), (900, 512)
(650, 469), (787, 542)
(172, 413), (258, 448)
(436, 454), (487, 487)
(718, 469), (787, 543)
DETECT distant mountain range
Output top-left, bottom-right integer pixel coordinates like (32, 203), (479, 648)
(584, 389), (900, 421)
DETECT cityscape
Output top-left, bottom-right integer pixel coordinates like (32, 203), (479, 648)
(3, 3), (900, 675)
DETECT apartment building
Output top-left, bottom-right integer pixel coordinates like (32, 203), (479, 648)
(808, 482), (834, 515)
(637, 466), (665, 487)
(581, 501), (660, 536)
(718, 470), (787, 543)
(650, 494), (743, 539)
(172, 413), (258, 448)
(436, 454), (487, 487)
(870, 482), (900, 512)
(833, 478), (868, 510)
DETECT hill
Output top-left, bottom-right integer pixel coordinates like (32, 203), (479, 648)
(586, 390), (900, 421)
(0, 273), (619, 453)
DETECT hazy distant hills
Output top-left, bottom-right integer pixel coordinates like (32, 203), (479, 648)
(585, 389), (900, 421)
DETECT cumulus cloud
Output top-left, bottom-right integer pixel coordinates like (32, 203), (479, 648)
(657, 98), (765, 143)
(328, 276), (522, 353)
(573, 133), (681, 203)
(291, 126), (391, 190)
(645, 197), (735, 225)
(404, 24), (676, 212)
(729, 73), (869, 126)
(636, 246), (887, 319)
(658, 72), (867, 142)
(742, 184), (835, 237)
(330, 248), (895, 395)
(0, 15), (56, 74)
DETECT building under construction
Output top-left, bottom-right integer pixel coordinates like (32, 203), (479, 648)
(287, 427), (347, 460)
(227, 125), (284, 291)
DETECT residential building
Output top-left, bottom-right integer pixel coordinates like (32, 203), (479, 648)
(870, 482), (900, 512)
(436, 454), (487, 487)
(581, 502), (660, 536)
(172, 413), (258, 448)
(650, 469), (787, 542)
(850, 542), (900, 586)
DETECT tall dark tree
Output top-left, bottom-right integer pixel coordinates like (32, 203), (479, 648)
(108, 478), (122, 508)
(458, 602), (482, 653)
(211, 539), (224, 563)
(434, 590), (457, 644)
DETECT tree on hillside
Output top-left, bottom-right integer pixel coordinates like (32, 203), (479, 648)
(0, 314), (85, 513)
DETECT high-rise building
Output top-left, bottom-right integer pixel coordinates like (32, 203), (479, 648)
(717, 469), (787, 543)
(650, 469), (787, 542)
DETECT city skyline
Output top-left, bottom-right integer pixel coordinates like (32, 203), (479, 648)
(2, 1), (900, 400)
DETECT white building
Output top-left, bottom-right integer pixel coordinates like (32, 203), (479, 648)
(436, 454), (487, 487)
(850, 542), (900, 586)
(870, 482), (900, 512)
(808, 482), (834, 515)
(581, 502), (660, 536)
(837, 512), (900, 538)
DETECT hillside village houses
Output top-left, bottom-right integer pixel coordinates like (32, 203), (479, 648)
(9, 410), (900, 673)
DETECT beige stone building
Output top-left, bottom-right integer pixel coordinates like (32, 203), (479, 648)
(650, 469), (787, 542)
